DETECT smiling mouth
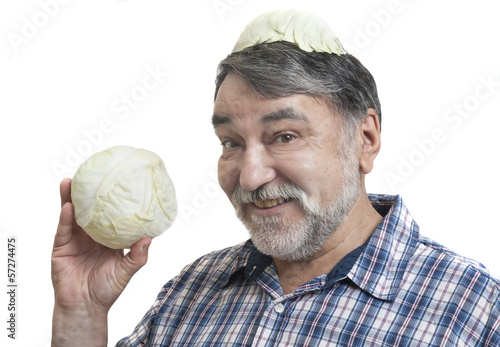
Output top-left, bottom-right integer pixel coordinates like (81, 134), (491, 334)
(253, 197), (288, 209)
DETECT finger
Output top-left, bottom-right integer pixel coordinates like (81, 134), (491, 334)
(119, 237), (152, 279)
(53, 202), (75, 248)
(60, 178), (72, 208)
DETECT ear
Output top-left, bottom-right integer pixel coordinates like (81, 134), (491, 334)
(358, 108), (381, 174)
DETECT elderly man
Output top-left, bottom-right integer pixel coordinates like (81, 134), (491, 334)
(51, 9), (500, 346)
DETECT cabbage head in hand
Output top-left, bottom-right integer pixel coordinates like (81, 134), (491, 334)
(71, 146), (177, 249)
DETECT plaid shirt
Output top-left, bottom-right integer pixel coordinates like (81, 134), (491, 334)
(117, 195), (500, 346)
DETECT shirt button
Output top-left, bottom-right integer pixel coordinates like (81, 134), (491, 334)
(274, 303), (285, 313)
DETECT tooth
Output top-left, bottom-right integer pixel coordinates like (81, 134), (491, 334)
(254, 198), (288, 209)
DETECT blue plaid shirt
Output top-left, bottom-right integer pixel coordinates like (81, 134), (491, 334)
(117, 195), (500, 346)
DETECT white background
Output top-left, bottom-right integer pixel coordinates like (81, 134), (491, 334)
(1, 0), (499, 345)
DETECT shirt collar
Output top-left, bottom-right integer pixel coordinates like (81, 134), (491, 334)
(348, 194), (420, 301)
(217, 240), (258, 289)
(245, 243), (273, 280)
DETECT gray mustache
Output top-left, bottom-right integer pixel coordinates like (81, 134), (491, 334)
(232, 182), (306, 205)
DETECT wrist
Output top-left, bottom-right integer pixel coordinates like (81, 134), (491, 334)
(52, 304), (109, 347)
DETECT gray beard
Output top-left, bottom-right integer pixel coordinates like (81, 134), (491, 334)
(233, 144), (361, 262)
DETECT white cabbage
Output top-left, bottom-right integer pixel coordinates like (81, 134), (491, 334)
(71, 146), (177, 249)
(232, 9), (346, 55)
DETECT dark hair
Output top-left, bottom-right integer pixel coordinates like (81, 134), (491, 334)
(215, 41), (382, 134)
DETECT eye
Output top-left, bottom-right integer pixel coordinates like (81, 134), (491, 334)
(275, 134), (295, 143)
(221, 140), (239, 149)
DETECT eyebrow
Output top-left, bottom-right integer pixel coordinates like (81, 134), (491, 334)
(211, 114), (231, 128)
(212, 107), (310, 129)
(261, 108), (310, 124)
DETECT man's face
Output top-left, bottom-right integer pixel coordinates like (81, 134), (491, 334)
(213, 73), (361, 261)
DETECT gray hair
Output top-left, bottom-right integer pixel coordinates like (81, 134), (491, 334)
(214, 41), (382, 136)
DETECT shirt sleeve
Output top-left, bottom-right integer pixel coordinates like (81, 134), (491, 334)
(114, 278), (174, 347)
(113, 249), (223, 346)
(114, 244), (246, 346)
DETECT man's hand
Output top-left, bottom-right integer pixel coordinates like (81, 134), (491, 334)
(51, 178), (151, 346)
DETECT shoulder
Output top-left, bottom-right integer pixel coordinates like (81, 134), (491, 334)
(182, 240), (252, 276)
(369, 194), (500, 293)
(159, 240), (252, 298)
(415, 235), (500, 292)
(116, 241), (254, 345)
(364, 194), (500, 313)
(412, 236), (500, 343)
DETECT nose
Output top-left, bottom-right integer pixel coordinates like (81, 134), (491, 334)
(239, 144), (276, 192)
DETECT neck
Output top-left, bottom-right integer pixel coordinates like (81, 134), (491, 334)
(273, 191), (382, 294)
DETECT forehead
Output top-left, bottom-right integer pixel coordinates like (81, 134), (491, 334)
(213, 73), (339, 129)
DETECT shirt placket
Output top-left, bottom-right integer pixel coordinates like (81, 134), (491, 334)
(250, 271), (328, 346)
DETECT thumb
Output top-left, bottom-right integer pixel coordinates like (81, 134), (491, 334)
(119, 237), (152, 279)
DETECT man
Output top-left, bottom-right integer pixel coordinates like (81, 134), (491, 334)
(51, 9), (500, 346)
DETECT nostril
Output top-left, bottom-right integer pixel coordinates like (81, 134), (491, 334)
(238, 146), (277, 192)
(239, 169), (276, 192)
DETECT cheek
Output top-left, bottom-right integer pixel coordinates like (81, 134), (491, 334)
(278, 155), (319, 192)
(282, 152), (343, 199)
(283, 150), (324, 177)
(218, 158), (238, 198)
